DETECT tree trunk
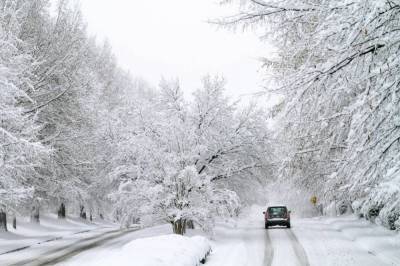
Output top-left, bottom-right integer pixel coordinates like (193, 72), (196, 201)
(172, 219), (187, 235)
(80, 205), (86, 219)
(13, 216), (16, 229)
(31, 202), (40, 223)
(89, 213), (92, 222)
(0, 210), (7, 232)
(58, 203), (66, 219)
(115, 209), (121, 222)
(187, 220), (195, 229)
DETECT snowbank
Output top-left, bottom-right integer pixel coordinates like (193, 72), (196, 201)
(64, 234), (211, 266)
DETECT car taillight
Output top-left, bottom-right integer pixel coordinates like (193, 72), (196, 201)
(265, 212), (269, 219)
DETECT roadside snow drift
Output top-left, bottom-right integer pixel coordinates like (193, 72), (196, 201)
(63, 234), (211, 266)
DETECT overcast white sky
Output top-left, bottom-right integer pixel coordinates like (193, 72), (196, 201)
(78, 0), (269, 100)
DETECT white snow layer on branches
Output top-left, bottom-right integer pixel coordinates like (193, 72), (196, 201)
(105, 76), (270, 232)
(224, 0), (400, 229)
(0, 0), (49, 212)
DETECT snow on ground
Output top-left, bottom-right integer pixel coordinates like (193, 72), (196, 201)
(205, 205), (400, 266)
(267, 227), (308, 266)
(0, 214), (118, 265)
(49, 223), (211, 266)
(205, 205), (266, 266)
(54, 208), (265, 266)
(1, 206), (400, 266)
(51, 224), (172, 266)
(0, 214), (114, 255)
(61, 234), (210, 266)
(293, 215), (400, 266)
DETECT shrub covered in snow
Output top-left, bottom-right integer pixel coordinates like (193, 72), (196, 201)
(357, 169), (400, 230)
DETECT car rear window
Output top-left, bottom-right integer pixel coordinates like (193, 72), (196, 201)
(268, 207), (287, 216)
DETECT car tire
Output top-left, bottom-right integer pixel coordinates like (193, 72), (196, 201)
(265, 223), (269, 229)
(287, 222), (291, 228)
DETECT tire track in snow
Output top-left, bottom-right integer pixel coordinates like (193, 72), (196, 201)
(263, 230), (274, 266)
(8, 228), (138, 266)
(285, 229), (310, 266)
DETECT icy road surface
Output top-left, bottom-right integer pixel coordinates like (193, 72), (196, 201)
(1, 207), (399, 266)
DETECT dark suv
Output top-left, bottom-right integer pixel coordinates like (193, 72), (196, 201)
(263, 206), (291, 229)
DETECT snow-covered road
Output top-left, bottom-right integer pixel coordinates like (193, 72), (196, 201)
(206, 206), (400, 266)
(205, 206), (310, 266)
(1, 207), (399, 266)
(1, 228), (139, 266)
(266, 228), (309, 266)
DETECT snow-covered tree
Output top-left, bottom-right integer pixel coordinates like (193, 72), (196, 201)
(0, 0), (275, 232)
(105, 76), (270, 234)
(223, 0), (400, 229)
(0, 0), (49, 230)
(0, 0), (133, 222)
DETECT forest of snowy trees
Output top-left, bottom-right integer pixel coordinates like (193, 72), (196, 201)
(0, 0), (273, 234)
(223, 0), (400, 230)
(1, 0), (399, 236)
